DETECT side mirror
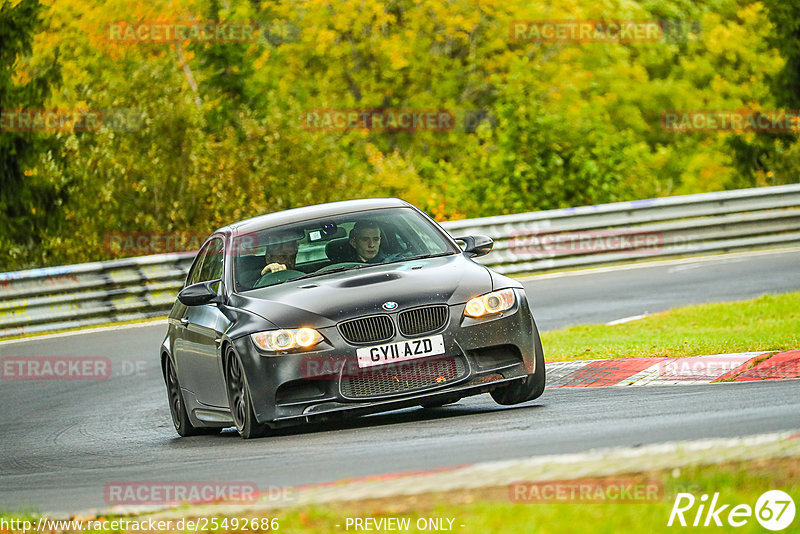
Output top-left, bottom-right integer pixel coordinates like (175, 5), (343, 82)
(178, 280), (222, 306)
(456, 235), (494, 257)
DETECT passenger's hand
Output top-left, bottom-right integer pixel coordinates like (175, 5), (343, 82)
(261, 262), (287, 275)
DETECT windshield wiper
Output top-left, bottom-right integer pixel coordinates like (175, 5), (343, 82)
(286, 252), (455, 284)
(383, 251), (456, 265)
(289, 263), (370, 282)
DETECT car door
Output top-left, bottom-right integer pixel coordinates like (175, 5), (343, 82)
(171, 243), (207, 391)
(176, 237), (230, 408)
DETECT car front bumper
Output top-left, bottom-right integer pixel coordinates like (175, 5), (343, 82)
(232, 288), (543, 427)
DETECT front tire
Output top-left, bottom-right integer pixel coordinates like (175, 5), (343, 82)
(224, 346), (268, 439)
(490, 340), (546, 405)
(165, 357), (220, 436)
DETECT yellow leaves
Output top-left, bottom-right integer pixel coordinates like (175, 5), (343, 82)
(315, 29), (337, 52)
(330, 13), (351, 33)
(365, 143), (383, 166)
(362, 145), (435, 210)
(566, 102), (583, 119)
(736, 2), (765, 26)
(677, 151), (735, 195)
(12, 69), (31, 86)
(382, 35), (410, 70)
(373, 10), (397, 29)
(388, 49), (410, 70)
(710, 74), (733, 96)
(253, 50), (270, 70)
(7, 0), (796, 273)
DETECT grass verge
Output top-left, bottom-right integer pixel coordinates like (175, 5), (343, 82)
(542, 292), (799, 361)
(271, 457), (800, 534)
(2, 456), (797, 533)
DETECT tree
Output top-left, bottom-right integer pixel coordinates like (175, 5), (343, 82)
(0, 0), (61, 269)
(727, 0), (800, 189)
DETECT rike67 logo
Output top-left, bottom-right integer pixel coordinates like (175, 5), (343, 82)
(668, 490), (795, 531)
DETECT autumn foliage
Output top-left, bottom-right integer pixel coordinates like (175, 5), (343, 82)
(1, 0), (798, 270)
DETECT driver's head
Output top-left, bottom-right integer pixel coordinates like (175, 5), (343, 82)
(349, 221), (381, 261)
(265, 236), (299, 270)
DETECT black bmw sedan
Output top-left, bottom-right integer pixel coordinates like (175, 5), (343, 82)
(160, 198), (545, 438)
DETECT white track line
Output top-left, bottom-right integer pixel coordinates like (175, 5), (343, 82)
(519, 246), (800, 281)
(605, 313), (648, 326)
(0, 319), (166, 346)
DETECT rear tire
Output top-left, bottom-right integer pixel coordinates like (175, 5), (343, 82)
(224, 346), (269, 439)
(490, 340), (546, 406)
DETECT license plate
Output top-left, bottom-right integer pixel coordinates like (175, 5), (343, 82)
(356, 335), (445, 369)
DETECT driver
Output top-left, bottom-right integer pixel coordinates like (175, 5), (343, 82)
(261, 235), (300, 275)
(347, 221), (385, 263)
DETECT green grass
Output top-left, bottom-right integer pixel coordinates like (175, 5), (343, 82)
(542, 292), (800, 362)
(278, 458), (800, 534)
(4, 457), (796, 533)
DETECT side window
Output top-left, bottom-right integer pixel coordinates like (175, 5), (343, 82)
(198, 238), (224, 283)
(185, 246), (209, 287)
(394, 232), (411, 253)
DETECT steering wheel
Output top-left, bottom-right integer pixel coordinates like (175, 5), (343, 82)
(252, 269), (305, 289)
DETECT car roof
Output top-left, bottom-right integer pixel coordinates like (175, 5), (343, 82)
(217, 198), (413, 237)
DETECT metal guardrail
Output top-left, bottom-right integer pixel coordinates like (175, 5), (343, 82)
(1, 184), (799, 338)
(0, 254), (194, 338)
(443, 183), (800, 274)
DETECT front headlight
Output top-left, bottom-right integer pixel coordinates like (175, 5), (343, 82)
(250, 328), (323, 352)
(464, 289), (516, 318)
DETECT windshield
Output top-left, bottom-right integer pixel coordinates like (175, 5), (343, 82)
(232, 207), (458, 292)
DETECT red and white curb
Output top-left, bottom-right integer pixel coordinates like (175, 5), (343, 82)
(546, 349), (800, 388)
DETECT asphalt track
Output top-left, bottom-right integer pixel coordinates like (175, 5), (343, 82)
(1, 248), (799, 514)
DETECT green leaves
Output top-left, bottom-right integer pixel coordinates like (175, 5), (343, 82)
(1, 0), (799, 270)
(0, 0), (62, 270)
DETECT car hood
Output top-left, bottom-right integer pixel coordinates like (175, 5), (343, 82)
(230, 254), (492, 328)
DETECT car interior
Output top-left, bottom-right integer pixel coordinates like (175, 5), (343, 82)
(233, 216), (429, 292)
